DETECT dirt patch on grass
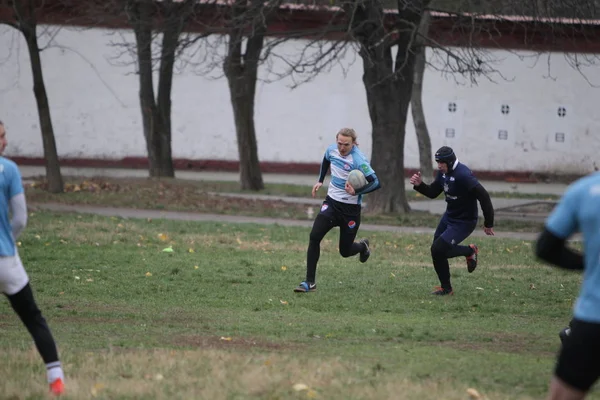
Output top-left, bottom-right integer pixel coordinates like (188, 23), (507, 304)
(437, 331), (555, 357)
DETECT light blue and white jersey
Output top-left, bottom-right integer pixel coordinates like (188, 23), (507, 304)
(0, 157), (24, 256)
(324, 144), (375, 205)
(546, 171), (600, 323)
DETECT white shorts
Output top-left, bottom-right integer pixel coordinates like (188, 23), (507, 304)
(0, 250), (29, 296)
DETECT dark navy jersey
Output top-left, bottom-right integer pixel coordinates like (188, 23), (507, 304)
(433, 162), (480, 221)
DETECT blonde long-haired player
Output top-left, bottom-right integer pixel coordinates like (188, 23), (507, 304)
(293, 128), (381, 293)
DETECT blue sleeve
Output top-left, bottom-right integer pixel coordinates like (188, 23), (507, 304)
(546, 188), (579, 239)
(7, 162), (24, 199)
(353, 152), (375, 177)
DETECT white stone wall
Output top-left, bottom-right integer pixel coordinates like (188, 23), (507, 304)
(1, 25), (599, 174)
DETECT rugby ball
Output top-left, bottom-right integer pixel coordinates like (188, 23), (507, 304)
(347, 169), (368, 190)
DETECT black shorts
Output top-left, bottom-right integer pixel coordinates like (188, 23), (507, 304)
(319, 196), (361, 230)
(555, 318), (600, 391)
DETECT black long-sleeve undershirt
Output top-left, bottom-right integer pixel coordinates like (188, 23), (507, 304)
(535, 228), (584, 271)
(413, 181), (443, 199)
(318, 156), (330, 183)
(473, 184), (494, 228)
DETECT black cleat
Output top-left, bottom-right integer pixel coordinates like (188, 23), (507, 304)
(359, 239), (371, 263)
(466, 244), (479, 273)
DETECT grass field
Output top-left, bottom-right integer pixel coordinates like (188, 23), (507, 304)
(0, 211), (589, 399)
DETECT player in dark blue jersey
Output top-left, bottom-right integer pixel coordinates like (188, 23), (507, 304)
(410, 146), (495, 295)
(294, 128), (381, 293)
(535, 172), (600, 399)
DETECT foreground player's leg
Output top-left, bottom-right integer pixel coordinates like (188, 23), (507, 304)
(7, 283), (65, 395)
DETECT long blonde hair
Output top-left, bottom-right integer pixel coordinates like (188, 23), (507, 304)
(336, 128), (358, 145)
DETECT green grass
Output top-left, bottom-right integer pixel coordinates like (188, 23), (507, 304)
(0, 211), (590, 399)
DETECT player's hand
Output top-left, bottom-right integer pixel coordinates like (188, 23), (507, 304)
(312, 182), (323, 198)
(484, 227), (495, 236)
(409, 171), (422, 186)
(345, 181), (356, 195)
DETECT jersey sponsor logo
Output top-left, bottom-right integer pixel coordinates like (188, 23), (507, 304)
(360, 163), (370, 173)
(348, 220), (356, 229)
(450, 177), (455, 181)
(321, 204), (329, 212)
(444, 183), (449, 192)
(344, 163), (351, 170)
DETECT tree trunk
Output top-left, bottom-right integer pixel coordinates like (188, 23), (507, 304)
(362, 61), (408, 214)
(411, 11), (434, 183)
(347, 0), (427, 213)
(155, 3), (188, 178)
(21, 22), (64, 193)
(228, 84), (264, 190)
(224, 1), (265, 191)
(130, 0), (175, 178)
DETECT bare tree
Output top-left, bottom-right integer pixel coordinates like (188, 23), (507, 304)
(124, 0), (196, 177)
(411, 10), (433, 183)
(223, 0), (283, 190)
(341, 0), (431, 213)
(0, 0), (64, 193)
(181, 0), (292, 191)
(93, 0), (271, 188)
(86, 0), (197, 178)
